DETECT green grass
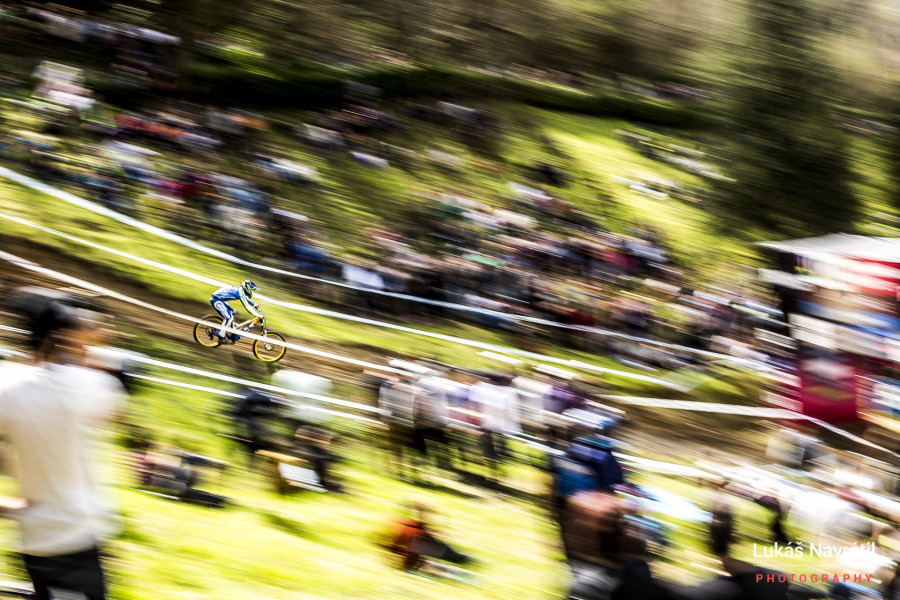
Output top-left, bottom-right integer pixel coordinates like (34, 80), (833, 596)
(0, 368), (846, 599)
(0, 374), (569, 600)
(520, 108), (761, 273)
(0, 452), (568, 600)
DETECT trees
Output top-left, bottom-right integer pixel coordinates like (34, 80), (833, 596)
(716, 0), (859, 235)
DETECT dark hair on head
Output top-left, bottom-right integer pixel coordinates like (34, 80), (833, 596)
(8, 288), (97, 354)
(489, 372), (512, 386)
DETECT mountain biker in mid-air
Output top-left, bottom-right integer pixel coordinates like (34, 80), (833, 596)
(210, 279), (261, 343)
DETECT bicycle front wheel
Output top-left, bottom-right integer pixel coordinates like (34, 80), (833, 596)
(194, 315), (224, 348)
(253, 332), (286, 362)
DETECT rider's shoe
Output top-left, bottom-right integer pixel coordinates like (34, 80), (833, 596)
(226, 333), (240, 344)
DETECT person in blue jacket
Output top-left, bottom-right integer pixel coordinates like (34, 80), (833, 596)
(210, 280), (261, 343)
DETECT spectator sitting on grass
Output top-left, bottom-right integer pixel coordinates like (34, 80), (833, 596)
(383, 502), (472, 576)
(294, 426), (344, 493)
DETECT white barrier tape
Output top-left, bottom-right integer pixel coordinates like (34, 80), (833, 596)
(563, 360), (685, 390)
(0, 167), (749, 363)
(0, 165), (249, 263)
(507, 429), (720, 477)
(127, 354), (384, 414)
(0, 167), (574, 323)
(615, 453), (719, 479)
(601, 396), (805, 419)
(0, 344), (28, 358)
(131, 364), (900, 457)
(0, 213), (686, 390)
(506, 432), (564, 456)
(136, 353), (624, 429)
(296, 405), (382, 424)
(132, 374), (242, 397)
(0, 211), (225, 287)
(0, 324), (29, 334)
(802, 415), (895, 455)
(130, 373), (382, 424)
(0, 250), (409, 377)
(603, 395), (896, 455)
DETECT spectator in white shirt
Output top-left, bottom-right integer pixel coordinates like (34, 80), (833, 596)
(343, 262), (386, 315)
(413, 376), (453, 474)
(469, 373), (520, 486)
(0, 289), (126, 600)
(378, 377), (418, 481)
(512, 373), (553, 435)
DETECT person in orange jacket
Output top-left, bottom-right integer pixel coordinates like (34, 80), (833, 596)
(385, 503), (471, 572)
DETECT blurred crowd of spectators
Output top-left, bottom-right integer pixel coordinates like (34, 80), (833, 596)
(0, 5), (782, 370)
(16, 4), (179, 91)
(1, 72), (775, 366)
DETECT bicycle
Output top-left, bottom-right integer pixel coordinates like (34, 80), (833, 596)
(192, 314), (287, 363)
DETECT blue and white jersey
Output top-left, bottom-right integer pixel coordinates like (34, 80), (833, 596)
(211, 285), (261, 317)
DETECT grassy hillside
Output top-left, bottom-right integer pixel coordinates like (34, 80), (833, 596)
(0, 376), (568, 600)
(0, 98), (769, 397)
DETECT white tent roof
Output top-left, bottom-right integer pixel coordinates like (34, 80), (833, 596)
(759, 234), (900, 262)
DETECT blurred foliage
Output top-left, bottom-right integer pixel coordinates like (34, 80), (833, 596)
(90, 59), (708, 128)
(3, 0), (900, 238)
(887, 92), (900, 210)
(715, 0), (859, 235)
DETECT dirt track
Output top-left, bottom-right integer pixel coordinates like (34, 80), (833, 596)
(0, 234), (388, 387)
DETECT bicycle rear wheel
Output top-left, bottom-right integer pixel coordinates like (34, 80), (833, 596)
(253, 332), (286, 362)
(193, 315), (224, 348)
